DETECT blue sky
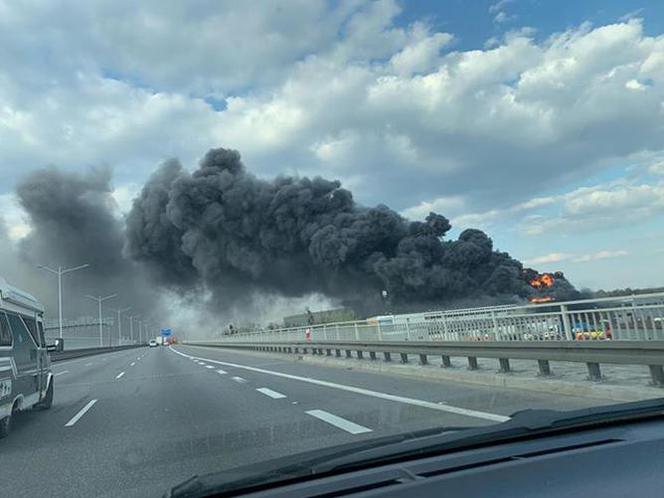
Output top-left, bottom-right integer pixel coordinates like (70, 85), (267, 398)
(1, 0), (664, 291)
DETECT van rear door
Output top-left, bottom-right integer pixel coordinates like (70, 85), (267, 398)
(6, 312), (40, 406)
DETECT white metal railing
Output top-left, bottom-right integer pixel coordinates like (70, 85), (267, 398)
(219, 293), (664, 344)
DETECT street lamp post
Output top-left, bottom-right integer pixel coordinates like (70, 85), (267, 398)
(86, 294), (117, 347)
(113, 307), (131, 346)
(37, 264), (90, 338)
(129, 315), (140, 344)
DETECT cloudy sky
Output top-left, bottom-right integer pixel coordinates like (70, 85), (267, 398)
(1, 0), (664, 291)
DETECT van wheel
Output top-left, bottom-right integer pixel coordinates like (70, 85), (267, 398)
(35, 379), (53, 410)
(0, 405), (16, 438)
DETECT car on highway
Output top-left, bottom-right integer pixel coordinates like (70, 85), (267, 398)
(0, 277), (53, 438)
(148, 339), (158, 347)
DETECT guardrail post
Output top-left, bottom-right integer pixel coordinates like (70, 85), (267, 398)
(419, 354), (428, 365)
(303, 347), (308, 354)
(400, 353), (409, 364)
(326, 348), (332, 356)
(498, 358), (510, 373)
(383, 352), (392, 362)
(354, 323), (360, 340)
(648, 365), (664, 386)
(345, 349), (352, 358)
(492, 311), (500, 341)
(586, 362), (602, 381)
(467, 357), (479, 370)
(335, 349), (341, 357)
(561, 305), (573, 341)
(294, 347), (299, 354)
(441, 315), (449, 339)
(356, 350), (364, 359)
(369, 351), (377, 360)
(441, 355), (452, 368)
(537, 360), (552, 376)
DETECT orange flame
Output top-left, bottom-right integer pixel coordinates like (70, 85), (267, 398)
(529, 273), (555, 289)
(528, 296), (555, 303)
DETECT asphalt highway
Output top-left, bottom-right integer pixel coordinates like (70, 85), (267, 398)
(0, 344), (617, 497)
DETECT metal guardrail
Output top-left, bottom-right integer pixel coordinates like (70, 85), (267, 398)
(49, 344), (144, 362)
(187, 339), (664, 387)
(219, 292), (664, 344)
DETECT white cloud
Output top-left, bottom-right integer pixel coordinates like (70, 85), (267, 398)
(518, 181), (664, 235)
(494, 12), (511, 24)
(572, 250), (629, 263)
(489, 0), (513, 14)
(526, 252), (574, 265)
(525, 249), (629, 265)
(0, 193), (30, 240)
(619, 8), (645, 22)
(401, 195), (465, 220)
(1, 6), (664, 223)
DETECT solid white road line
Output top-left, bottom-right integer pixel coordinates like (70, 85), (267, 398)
(115, 371), (125, 379)
(65, 399), (98, 427)
(231, 376), (247, 383)
(216, 369), (227, 375)
(130, 362), (135, 366)
(205, 365), (214, 369)
(54, 370), (69, 377)
(256, 387), (287, 399)
(169, 346), (509, 423)
(306, 409), (372, 434)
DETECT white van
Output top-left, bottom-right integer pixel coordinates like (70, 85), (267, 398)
(0, 277), (53, 437)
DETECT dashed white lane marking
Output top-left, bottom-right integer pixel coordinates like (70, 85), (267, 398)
(65, 399), (98, 427)
(231, 376), (247, 383)
(216, 369), (227, 375)
(205, 365), (214, 369)
(306, 409), (372, 435)
(54, 370), (69, 377)
(130, 362), (136, 367)
(256, 387), (287, 399)
(170, 346), (509, 423)
(115, 371), (125, 379)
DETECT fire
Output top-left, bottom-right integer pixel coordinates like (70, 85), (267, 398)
(529, 296), (555, 303)
(529, 273), (555, 289)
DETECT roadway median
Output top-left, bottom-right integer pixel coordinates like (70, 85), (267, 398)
(184, 340), (664, 403)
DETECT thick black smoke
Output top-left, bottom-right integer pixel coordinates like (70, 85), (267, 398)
(126, 147), (577, 314)
(15, 167), (160, 319)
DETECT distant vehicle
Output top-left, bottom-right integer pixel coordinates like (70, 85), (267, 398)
(154, 336), (163, 345)
(148, 339), (158, 347)
(573, 321), (612, 340)
(0, 277), (53, 438)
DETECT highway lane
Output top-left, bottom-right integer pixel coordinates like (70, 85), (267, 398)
(0, 344), (617, 497)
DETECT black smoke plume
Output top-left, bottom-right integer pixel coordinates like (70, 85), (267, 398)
(15, 167), (159, 319)
(125, 147), (577, 314)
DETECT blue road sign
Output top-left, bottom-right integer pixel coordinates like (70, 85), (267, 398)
(160, 328), (172, 337)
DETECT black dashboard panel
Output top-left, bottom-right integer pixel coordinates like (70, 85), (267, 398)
(241, 420), (664, 498)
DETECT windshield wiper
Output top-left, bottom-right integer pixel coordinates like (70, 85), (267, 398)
(166, 397), (664, 498)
